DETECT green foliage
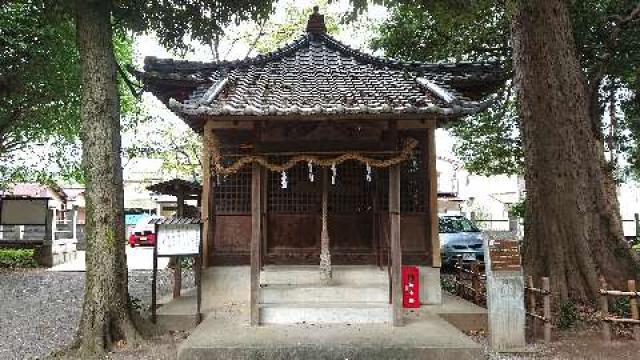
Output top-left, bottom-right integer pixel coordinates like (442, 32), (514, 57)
(123, 113), (202, 181)
(372, 0), (640, 177)
(508, 199), (526, 219)
(112, 0), (276, 53)
(557, 300), (580, 329)
(179, 257), (193, 270)
(0, 0), (137, 186)
(610, 297), (630, 319)
(447, 86), (523, 176)
(440, 275), (457, 294)
(371, 1), (510, 63)
(0, 1), (80, 155)
(0, 249), (39, 268)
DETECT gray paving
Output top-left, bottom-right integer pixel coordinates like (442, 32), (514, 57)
(179, 309), (483, 360)
(0, 269), (192, 360)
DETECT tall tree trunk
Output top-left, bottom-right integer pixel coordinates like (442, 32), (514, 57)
(512, 0), (639, 303)
(75, 0), (139, 356)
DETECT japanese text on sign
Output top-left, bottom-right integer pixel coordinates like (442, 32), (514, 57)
(156, 224), (200, 256)
(489, 240), (521, 271)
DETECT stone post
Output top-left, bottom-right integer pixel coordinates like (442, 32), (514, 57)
(72, 207), (78, 242)
(484, 236), (526, 351)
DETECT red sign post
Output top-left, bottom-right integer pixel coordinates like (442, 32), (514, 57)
(402, 266), (420, 308)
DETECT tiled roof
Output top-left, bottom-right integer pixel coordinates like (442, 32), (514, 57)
(148, 217), (203, 225)
(137, 32), (504, 131)
(3, 183), (66, 200)
(146, 179), (202, 197)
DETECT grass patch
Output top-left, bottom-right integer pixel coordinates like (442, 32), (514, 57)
(0, 249), (39, 268)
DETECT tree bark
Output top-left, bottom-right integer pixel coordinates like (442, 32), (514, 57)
(75, 0), (139, 356)
(512, 0), (639, 303)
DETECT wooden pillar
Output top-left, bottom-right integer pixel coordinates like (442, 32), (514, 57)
(427, 127), (441, 268)
(173, 190), (185, 298)
(261, 166), (268, 270)
(72, 207), (78, 242)
(319, 167), (332, 283)
(250, 162), (262, 326)
(389, 164), (403, 326)
(201, 121), (214, 267)
(527, 275), (538, 339)
(542, 277), (552, 343)
(600, 277), (611, 342)
(629, 280), (640, 341)
(176, 190), (185, 217)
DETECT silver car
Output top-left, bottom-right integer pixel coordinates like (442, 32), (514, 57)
(439, 215), (484, 266)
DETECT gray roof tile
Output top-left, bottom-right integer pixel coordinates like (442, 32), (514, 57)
(137, 33), (504, 130)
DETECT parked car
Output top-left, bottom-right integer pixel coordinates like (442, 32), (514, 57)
(439, 215), (484, 267)
(128, 217), (157, 247)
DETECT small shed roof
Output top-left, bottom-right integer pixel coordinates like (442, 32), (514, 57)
(136, 10), (505, 133)
(146, 179), (202, 198)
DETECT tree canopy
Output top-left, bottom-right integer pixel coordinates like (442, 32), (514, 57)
(0, 0), (135, 186)
(372, 0), (640, 177)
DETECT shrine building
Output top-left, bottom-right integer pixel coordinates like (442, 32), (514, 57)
(137, 8), (503, 327)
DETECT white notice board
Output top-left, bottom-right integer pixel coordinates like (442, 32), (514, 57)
(156, 224), (201, 256)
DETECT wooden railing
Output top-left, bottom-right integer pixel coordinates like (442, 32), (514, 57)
(453, 259), (486, 306)
(599, 278), (640, 342)
(525, 276), (552, 342)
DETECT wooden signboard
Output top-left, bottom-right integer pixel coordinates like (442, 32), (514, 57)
(150, 217), (203, 325)
(0, 197), (49, 225)
(157, 224), (201, 256)
(489, 239), (521, 271)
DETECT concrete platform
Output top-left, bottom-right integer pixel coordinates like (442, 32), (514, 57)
(426, 293), (488, 332)
(157, 266), (487, 331)
(156, 294), (200, 331)
(178, 310), (483, 360)
(159, 266), (487, 359)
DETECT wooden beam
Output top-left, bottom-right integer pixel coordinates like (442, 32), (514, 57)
(204, 112), (442, 123)
(261, 166), (268, 270)
(397, 119), (437, 129)
(427, 127), (441, 268)
(250, 162), (262, 326)
(173, 190), (185, 298)
(389, 164), (403, 326)
(201, 120), (213, 267)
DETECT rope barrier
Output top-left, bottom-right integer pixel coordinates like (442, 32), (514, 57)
(207, 132), (418, 175)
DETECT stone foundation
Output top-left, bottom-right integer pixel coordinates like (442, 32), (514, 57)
(419, 266), (442, 305)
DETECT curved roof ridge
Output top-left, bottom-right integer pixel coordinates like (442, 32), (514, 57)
(144, 35), (309, 73)
(318, 33), (502, 74)
(143, 33), (501, 75)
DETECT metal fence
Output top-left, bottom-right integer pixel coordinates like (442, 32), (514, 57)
(474, 219), (511, 232)
(0, 225), (47, 243)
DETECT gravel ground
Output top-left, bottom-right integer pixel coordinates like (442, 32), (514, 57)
(0, 268), (194, 360)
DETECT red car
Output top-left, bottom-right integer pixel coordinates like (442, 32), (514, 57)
(128, 218), (157, 247)
(128, 231), (155, 247)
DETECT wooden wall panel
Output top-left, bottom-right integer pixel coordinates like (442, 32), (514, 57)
(212, 215), (251, 252)
(267, 214), (320, 251)
(329, 215), (373, 251)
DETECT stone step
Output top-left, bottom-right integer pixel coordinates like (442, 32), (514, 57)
(260, 302), (391, 324)
(261, 265), (388, 286)
(261, 284), (388, 303)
